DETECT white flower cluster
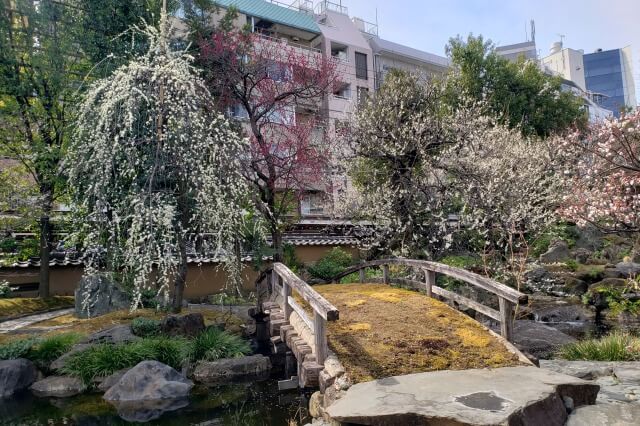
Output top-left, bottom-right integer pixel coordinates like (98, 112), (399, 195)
(67, 19), (247, 310)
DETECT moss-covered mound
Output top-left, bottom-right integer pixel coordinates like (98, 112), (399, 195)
(314, 284), (524, 383)
(0, 296), (74, 320)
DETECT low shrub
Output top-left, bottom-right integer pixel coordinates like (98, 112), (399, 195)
(186, 327), (251, 362)
(0, 337), (39, 360)
(131, 317), (161, 337)
(340, 268), (381, 284)
(62, 336), (188, 384)
(308, 248), (353, 281)
(28, 333), (83, 368)
(558, 332), (640, 361)
(0, 280), (16, 298)
(0, 333), (82, 369)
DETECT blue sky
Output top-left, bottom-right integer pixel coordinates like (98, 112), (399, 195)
(341, 0), (640, 102)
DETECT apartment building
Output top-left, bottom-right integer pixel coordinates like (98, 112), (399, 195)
(541, 42), (586, 91)
(207, 0), (449, 221)
(370, 37), (450, 89)
(495, 40), (538, 62)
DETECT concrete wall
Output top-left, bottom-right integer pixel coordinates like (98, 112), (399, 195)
(0, 245), (359, 299)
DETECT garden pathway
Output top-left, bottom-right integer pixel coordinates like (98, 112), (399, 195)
(0, 308), (74, 334)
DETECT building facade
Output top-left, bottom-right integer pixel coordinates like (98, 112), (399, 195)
(584, 47), (637, 117)
(541, 43), (586, 91)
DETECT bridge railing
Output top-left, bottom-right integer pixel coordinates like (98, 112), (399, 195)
(327, 258), (527, 342)
(271, 262), (339, 365)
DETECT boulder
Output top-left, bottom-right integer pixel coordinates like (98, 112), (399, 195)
(589, 278), (629, 291)
(562, 277), (589, 296)
(601, 268), (624, 279)
(567, 404), (640, 425)
(160, 313), (205, 337)
(616, 261), (640, 278)
(325, 366), (599, 426)
(509, 321), (576, 360)
(103, 361), (192, 421)
(193, 355), (271, 385)
(30, 376), (85, 398)
(534, 304), (595, 323)
(75, 274), (129, 318)
(540, 240), (571, 264)
(0, 359), (38, 398)
(82, 325), (139, 345)
(103, 361), (193, 403)
(573, 248), (592, 264)
(96, 368), (130, 392)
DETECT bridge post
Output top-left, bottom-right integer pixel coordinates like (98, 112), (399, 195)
(424, 269), (435, 298)
(359, 268), (365, 283)
(498, 297), (515, 341)
(314, 311), (327, 365)
(282, 279), (292, 320)
(382, 264), (389, 284)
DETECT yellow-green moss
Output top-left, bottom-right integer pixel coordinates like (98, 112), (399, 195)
(0, 296), (74, 319)
(311, 283), (524, 384)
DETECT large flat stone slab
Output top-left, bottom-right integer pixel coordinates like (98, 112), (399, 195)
(325, 366), (599, 426)
(567, 403), (640, 425)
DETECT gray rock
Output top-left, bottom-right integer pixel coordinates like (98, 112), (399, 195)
(567, 404), (640, 425)
(104, 361), (193, 402)
(563, 277), (589, 296)
(540, 360), (640, 405)
(96, 368), (130, 392)
(540, 240), (571, 264)
(325, 366), (599, 426)
(616, 261), (640, 278)
(589, 278), (629, 291)
(525, 266), (565, 295)
(104, 361), (193, 423)
(534, 304), (595, 323)
(30, 376), (85, 398)
(573, 248), (592, 264)
(602, 268), (624, 279)
(509, 321), (576, 359)
(82, 325), (139, 345)
(50, 344), (93, 371)
(193, 355), (271, 385)
(160, 313), (205, 337)
(0, 359), (38, 398)
(75, 274), (130, 318)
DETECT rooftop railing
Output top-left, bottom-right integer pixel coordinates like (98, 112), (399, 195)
(315, 0), (349, 15)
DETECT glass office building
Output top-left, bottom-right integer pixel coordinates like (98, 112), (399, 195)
(584, 47), (637, 118)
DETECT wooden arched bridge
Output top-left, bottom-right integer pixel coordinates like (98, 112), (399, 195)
(257, 258), (528, 389)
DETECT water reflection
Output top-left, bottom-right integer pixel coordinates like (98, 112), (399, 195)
(0, 377), (311, 426)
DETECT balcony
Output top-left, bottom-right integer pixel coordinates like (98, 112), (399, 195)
(352, 17), (378, 37)
(254, 31), (322, 55)
(315, 1), (349, 15)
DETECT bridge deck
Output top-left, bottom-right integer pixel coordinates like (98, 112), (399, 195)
(308, 283), (526, 383)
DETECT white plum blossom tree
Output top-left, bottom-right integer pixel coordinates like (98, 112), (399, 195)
(67, 14), (247, 313)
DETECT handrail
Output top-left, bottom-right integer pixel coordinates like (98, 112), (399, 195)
(271, 262), (339, 365)
(329, 258), (527, 304)
(325, 258), (527, 342)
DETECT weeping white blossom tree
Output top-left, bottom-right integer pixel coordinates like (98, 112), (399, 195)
(67, 13), (247, 313)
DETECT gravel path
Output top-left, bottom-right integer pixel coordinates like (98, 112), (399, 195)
(0, 308), (75, 334)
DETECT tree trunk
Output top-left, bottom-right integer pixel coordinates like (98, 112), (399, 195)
(38, 191), (53, 299)
(172, 234), (188, 313)
(272, 227), (283, 263)
(38, 214), (51, 298)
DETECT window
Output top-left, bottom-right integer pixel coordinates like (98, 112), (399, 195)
(333, 82), (351, 99)
(267, 105), (296, 125)
(229, 104), (249, 120)
(300, 193), (327, 216)
(355, 52), (368, 80)
(266, 61), (292, 82)
(357, 86), (369, 108)
(331, 42), (348, 62)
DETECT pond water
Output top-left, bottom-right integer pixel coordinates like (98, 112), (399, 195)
(0, 377), (311, 426)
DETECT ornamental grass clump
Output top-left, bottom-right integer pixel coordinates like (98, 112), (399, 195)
(0, 333), (82, 370)
(186, 327), (251, 362)
(558, 332), (640, 362)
